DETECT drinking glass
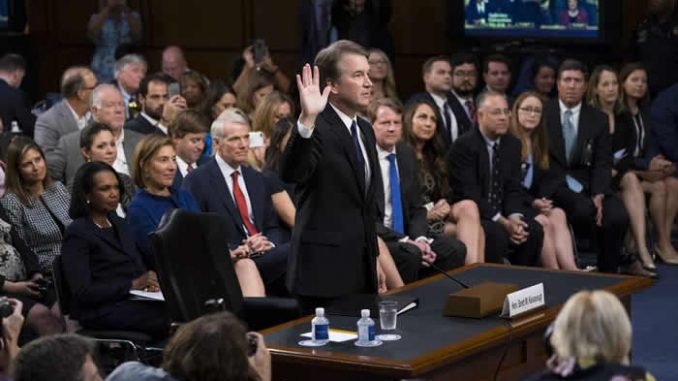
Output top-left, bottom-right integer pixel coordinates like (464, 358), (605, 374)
(376, 300), (401, 341)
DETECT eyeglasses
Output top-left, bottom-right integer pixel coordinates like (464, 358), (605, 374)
(369, 59), (387, 66)
(518, 107), (542, 115)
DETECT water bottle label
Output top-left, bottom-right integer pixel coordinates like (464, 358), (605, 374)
(314, 323), (329, 341)
(368, 324), (375, 341)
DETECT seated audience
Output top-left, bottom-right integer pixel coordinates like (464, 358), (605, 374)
(448, 92), (544, 266)
(113, 54), (148, 120)
(12, 334), (103, 381)
(526, 290), (654, 380)
(79, 122), (135, 214)
(544, 59), (629, 274)
(124, 73), (171, 136)
(369, 98), (466, 283)
(510, 91), (578, 270)
(34, 66), (97, 155)
(200, 80), (238, 122)
(62, 161), (168, 338)
(617, 63), (678, 266)
(49, 84), (144, 185)
(106, 312), (271, 381)
(368, 48), (398, 101)
(169, 110), (209, 188)
(0, 203), (63, 335)
(650, 82), (678, 171)
(183, 108), (289, 295)
(161, 45), (190, 82)
(482, 54), (513, 101)
(0, 53), (34, 136)
(402, 99), (486, 264)
(530, 59), (557, 99)
(180, 70), (208, 110)
(449, 52), (479, 134)
(127, 135), (265, 297)
(1, 137), (71, 274)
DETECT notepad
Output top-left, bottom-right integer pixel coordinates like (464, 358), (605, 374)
(300, 328), (358, 342)
(129, 290), (165, 301)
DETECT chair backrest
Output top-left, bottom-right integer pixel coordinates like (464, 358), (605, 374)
(51, 255), (71, 316)
(150, 209), (244, 322)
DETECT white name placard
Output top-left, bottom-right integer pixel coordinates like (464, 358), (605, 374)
(501, 283), (545, 318)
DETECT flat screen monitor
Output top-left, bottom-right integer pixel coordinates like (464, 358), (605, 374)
(464, 0), (600, 40)
(0, 0), (8, 29)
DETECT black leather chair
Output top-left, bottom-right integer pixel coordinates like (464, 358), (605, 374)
(52, 256), (162, 369)
(150, 209), (299, 330)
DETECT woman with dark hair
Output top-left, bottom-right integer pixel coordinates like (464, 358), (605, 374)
(62, 161), (168, 338)
(510, 91), (578, 270)
(79, 122), (135, 215)
(530, 60), (556, 99)
(0, 137), (71, 274)
(401, 100), (485, 264)
(615, 63), (678, 266)
(198, 80), (238, 159)
(237, 71), (275, 118)
(180, 71), (209, 110)
(127, 135), (265, 296)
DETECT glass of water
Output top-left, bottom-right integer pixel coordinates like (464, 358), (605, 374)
(376, 300), (401, 341)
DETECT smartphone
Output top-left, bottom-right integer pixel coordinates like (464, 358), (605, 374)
(252, 39), (267, 69)
(249, 131), (265, 148)
(168, 82), (181, 98)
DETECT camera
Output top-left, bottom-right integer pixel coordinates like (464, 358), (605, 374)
(34, 277), (51, 293)
(0, 297), (13, 318)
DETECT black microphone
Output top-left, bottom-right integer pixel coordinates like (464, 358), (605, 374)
(429, 262), (470, 289)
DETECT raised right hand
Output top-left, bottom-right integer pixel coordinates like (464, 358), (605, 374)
(297, 64), (331, 127)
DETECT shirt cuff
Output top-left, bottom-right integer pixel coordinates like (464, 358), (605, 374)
(297, 120), (314, 139)
(415, 236), (433, 244)
(508, 213), (523, 220)
(491, 212), (502, 222)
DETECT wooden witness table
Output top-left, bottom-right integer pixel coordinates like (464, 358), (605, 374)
(262, 264), (653, 381)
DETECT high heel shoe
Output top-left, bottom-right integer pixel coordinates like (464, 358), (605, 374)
(654, 246), (678, 265)
(623, 260), (658, 278)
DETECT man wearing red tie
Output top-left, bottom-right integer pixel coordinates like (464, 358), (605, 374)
(182, 108), (289, 295)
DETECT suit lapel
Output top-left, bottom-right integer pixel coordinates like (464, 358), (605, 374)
(473, 129), (491, 193)
(89, 218), (124, 252)
(322, 107), (366, 195)
(58, 102), (78, 132)
(547, 100), (567, 166)
(207, 161), (247, 236)
(572, 106), (593, 164)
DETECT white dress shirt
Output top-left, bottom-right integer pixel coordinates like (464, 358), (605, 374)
(430, 92), (458, 142)
(377, 145), (397, 229)
(176, 155), (192, 178)
(66, 101), (90, 130)
(113, 130), (130, 176)
(215, 154), (255, 228)
(140, 112), (167, 135)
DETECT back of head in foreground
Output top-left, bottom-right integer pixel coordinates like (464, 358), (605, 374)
(12, 334), (101, 381)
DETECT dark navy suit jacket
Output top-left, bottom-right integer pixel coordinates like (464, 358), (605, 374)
(181, 158), (286, 246)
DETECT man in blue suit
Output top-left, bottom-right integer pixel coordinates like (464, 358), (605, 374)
(182, 108), (288, 295)
(169, 109), (209, 188)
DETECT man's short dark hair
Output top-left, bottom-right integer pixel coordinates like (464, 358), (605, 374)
(558, 59), (589, 80)
(12, 334), (95, 381)
(450, 52), (478, 70)
(139, 72), (170, 97)
(314, 39), (369, 87)
(0, 53), (26, 73)
(482, 54), (511, 74)
(422, 55), (451, 76)
(61, 66), (91, 98)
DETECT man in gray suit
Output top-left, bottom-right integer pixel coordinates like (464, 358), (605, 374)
(48, 84), (143, 185)
(34, 66), (97, 155)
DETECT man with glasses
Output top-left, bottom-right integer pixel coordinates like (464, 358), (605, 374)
(544, 59), (629, 274)
(35, 66), (97, 154)
(449, 52), (480, 134)
(448, 91), (543, 265)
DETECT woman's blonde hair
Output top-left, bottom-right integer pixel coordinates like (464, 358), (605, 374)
(131, 135), (175, 189)
(550, 290), (631, 364)
(509, 91), (550, 170)
(251, 91), (295, 139)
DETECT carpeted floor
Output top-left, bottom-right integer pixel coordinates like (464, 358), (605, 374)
(632, 263), (678, 380)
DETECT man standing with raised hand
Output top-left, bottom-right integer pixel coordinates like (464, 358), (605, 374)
(281, 40), (385, 310)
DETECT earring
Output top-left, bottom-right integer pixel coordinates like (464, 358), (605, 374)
(86, 199), (90, 204)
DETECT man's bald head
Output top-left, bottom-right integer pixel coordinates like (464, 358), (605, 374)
(162, 45), (188, 81)
(61, 66), (96, 100)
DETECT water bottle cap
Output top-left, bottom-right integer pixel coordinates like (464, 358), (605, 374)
(361, 309), (370, 317)
(315, 307), (325, 316)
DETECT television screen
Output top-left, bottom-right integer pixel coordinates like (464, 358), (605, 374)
(464, 0), (599, 40)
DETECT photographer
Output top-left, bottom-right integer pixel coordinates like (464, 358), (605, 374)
(106, 312), (271, 381)
(0, 206), (63, 336)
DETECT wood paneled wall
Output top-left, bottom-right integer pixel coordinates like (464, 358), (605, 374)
(23, 0), (649, 101)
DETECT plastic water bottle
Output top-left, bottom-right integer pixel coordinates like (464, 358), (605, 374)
(356, 309), (376, 345)
(311, 307), (329, 345)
